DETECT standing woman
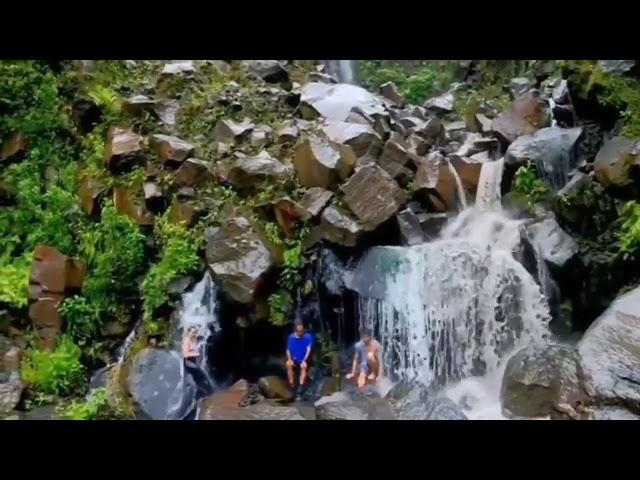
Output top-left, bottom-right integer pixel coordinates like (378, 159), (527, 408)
(182, 326), (201, 366)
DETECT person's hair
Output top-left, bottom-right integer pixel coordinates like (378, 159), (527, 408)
(294, 321), (305, 330)
(360, 327), (372, 337)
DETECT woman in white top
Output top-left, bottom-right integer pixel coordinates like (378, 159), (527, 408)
(182, 326), (201, 365)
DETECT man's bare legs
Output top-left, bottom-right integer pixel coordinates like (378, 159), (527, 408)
(299, 362), (308, 386)
(286, 359), (295, 387)
(366, 352), (379, 382)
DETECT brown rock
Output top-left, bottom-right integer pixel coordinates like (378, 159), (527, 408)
(122, 95), (156, 116)
(167, 202), (197, 228)
(342, 165), (408, 230)
(380, 81), (404, 106)
(318, 206), (364, 247)
(275, 121), (299, 144)
(293, 136), (356, 189)
(258, 376), (294, 402)
(150, 134), (195, 167)
(299, 188), (333, 218)
(29, 296), (64, 350)
(77, 176), (105, 216)
(113, 186), (154, 226)
(65, 260), (86, 290)
(321, 120), (382, 157)
(377, 138), (417, 180)
(30, 246), (68, 293)
(213, 118), (255, 144)
(272, 197), (308, 235)
(492, 91), (548, 144)
(104, 130), (145, 173)
(593, 136), (640, 188)
(175, 158), (212, 187)
(3, 346), (23, 373)
(415, 152), (459, 212)
(450, 156), (483, 195)
(0, 132), (26, 164)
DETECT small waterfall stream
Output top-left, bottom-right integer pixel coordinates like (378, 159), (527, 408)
(322, 60), (357, 84)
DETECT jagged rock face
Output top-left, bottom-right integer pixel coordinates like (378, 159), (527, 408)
(524, 217), (579, 271)
(213, 118), (255, 144)
(293, 136), (356, 189)
(593, 136), (640, 187)
(0, 132), (26, 164)
(161, 61), (196, 76)
(342, 164), (408, 229)
(577, 287), (640, 413)
(0, 372), (23, 415)
(28, 245), (85, 350)
(509, 77), (535, 98)
(298, 82), (386, 121)
(492, 91), (549, 144)
(275, 120), (299, 143)
(175, 158), (213, 187)
(380, 81), (404, 107)
(122, 95), (156, 116)
(299, 187), (333, 219)
(245, 60), (289, 84)
(227, 151), (291, 190)
(414, 152), (460, 212)
(424, 92), (455, 113)
(501, 344), (587, 419)
(104, 129), (145, 173)
(321, 120), (382, 157)
(113, 186), (154, 226)
(377, 138), (418, 181)
(77, 176), (106, 216)
(150, 134), (195, 168)
(318, 206), (364, 247)
(204, 214), (276, 304)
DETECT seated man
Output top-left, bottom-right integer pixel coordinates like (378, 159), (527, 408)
(346, 328), (383, 389)
(286, 322), (313, 399)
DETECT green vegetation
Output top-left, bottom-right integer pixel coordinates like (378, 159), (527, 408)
(20, 334), (85, 396)
(60, 387), (127, 420)
(141, 215), (202, 324)
(0, 253), (31, 308)
(618, 201), (640, 259)
(512, 162), (551, 206)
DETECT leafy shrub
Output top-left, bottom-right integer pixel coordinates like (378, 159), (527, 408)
(60, 387), (127, 420)
(141, 215), (202, 323)
(268, 290), (293, 326)
(0, 253), (31, 308)
(59, 296), (100, 345)
(21, 334), (85, 396)
(618, 201), (640, 259)
(512, 162), (551, 206)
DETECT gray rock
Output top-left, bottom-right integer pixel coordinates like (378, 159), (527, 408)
(129, 348), (196, 420)
(299, 187), (333, 218)
(493, 91), (549, 144)
(510, 77), (535, 98)
(321, 120), (382, 157)
(292, 135), (356, 189)
(501, 344), (586, 419)
(598, 60), (635, 74)
(213, 118), (255, 144)
(380, 81), (404, 106)
(205, 214), (275, 304)
(552, 80), (570, 105)
(153, 99), (180, 126)
(396, 209), (426, 246)
(505, 126), (583, 189)
(424, 92), (454, 113)
(590, 406), (640, 420)
(227, 150), (291, 189)
(245, 60), (289, 83)
(578, 286), (640, 412)
(0, 371), (23, 414)
(162, 61), (196, 76)
(315, 391), (368, 420)
(392, 384), (467, 420)
(318, 206), (364, 247)
(525, 217), (579, 270)
(299, 82), (386, 121)
(593, 136), (640, 187)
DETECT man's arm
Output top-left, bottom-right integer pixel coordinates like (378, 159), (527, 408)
(286, 336), (293, 363)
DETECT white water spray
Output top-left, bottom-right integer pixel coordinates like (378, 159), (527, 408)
(323, 60), (356, 84)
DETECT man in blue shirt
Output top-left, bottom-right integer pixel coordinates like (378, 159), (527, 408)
(286, 322), (313, 397)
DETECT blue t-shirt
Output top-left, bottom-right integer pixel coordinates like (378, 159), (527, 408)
(287, 333), (313, 363)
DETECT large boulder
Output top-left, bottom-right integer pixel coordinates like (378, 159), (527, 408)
(450, 156), (483, 197)
(321, 120), (382, 157)
(501, 344), (587, 419)
(391, 384), (467, 420)
(505, 127), (583, 189)
(129, 348), (196, 420)
(317, 206), (365, 247)
(204, 213), (276, 304)
(414, 152), (461, 212)
(577, 286), (640, 412)
(380, 81), (404, 107)
(150, 134), (195, 168)
(342, 164), (407, 229)
(298, 82), (386, 121)
(293, 136), (356, 189)
(314, 391), (368, 420)
(0, 372), (23, 415)
(257, 375), (294, 402)
(492, 91), (549, 144)
(161, 60), (196, 76)
(509, 77), (535, 98)
(227, 151), (291, 190)
(104, 129), (144, 173)
(593, 136), (640, 188)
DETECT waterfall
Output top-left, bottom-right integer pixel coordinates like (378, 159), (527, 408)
(548, 98), (558, 127)
(475, 159), (504, 208)
(446, 160), (469, 209)
(349, 208), (551, 410)
(323, 60), (356, 84)
(115, 319), (141, 365)
(174, 271), (220, 384)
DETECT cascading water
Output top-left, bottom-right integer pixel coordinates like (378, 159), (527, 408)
(349, 208), (551, 419)
(446, 161), (469, 209)
(322, 60), (356, 84)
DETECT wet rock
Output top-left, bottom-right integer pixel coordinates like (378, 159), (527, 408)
(153, 99), (180, 126)
(129, 348), (197, 420)
(299, 82), (386, 121)
(213, 117), (255, 144)
(474, 113), (493, 134)
(113, 186), (154, 226)
(414, 152), (460, 212)
(315, 391), (368, 420)
(342, 164), (408, 230)
(424, 92), (454, 113)
(396, 209), (426, 246)
(175, 158), (212, 187)
(590, 406), (640, 420)
(167, 201), (197, 228)
(205, 213), (276, 304)
(450, 156), (483, 195)
(501, 344), (587, 418)
(577, 286), (640, 412)
(444, 121), (468, 142)
(161, 60), (196, 76)
(525, 218), (579, 270)
(318, 206), (364, 247)
(122, 95), (155, 116)
(598, 60), (635, 74)
(299, 188), (333, 219)
(257, 376), (294, 402)
(552, 80), (570, 105)
(104, 129), (145, 174)
(143, 181), (165, 214)
(150, 134), (195, 168)
(246, 60), (289, 83)
(293, 136), (356, 189)
(275, 121), (299, 143)
(593, 136), (640, 188)
(0, 132), (26, 164)
(0, 372), (23, 415)
(321, 120), (382, 157)
(509, 77), (535, 98)
(380, 81), (404, 106)
(392, 385), (466, 420)
(227, 150), (291, 190)
(493, 91), (549, 144)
